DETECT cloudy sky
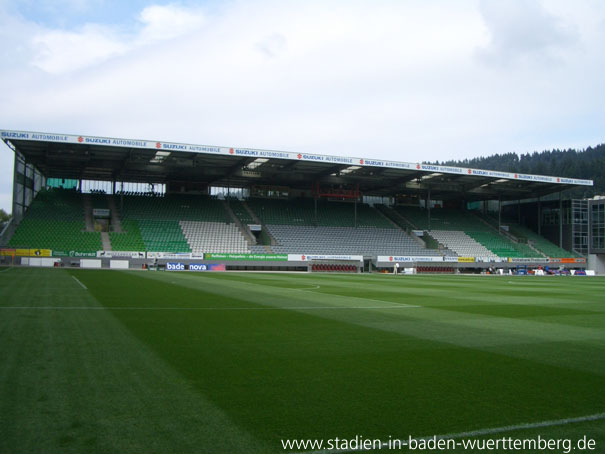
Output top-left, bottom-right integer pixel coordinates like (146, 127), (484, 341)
(1, 0), (604, 212)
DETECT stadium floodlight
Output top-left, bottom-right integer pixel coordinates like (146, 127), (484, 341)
(246, 158), (269, 169)
(340, 165), (362, 174)
(150, 151), (171, 163)
(421, 172), (443, 180)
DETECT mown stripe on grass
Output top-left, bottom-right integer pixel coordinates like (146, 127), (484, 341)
(0, 305), (420, 311)
(0, 268), (271, 453)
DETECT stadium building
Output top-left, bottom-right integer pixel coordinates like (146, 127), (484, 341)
(1, 129), (602, 274)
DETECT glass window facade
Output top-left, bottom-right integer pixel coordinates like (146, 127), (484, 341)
(591, 200), (605, 252)
(571, 199), (589, 255)
(12, 151), (44, 223)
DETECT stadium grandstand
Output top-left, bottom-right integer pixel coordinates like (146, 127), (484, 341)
(1, 129), (602, 273)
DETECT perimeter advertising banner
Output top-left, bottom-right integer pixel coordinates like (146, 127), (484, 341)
(186, 264), (226, 271)
(166, 262), (186, 271)
(548, 257), (586, 264)
(377, 256), (444, 263)
(188, 263), (207, 271)
(96, 251), (146, 258)
(204, 253), (288, 261)
(52, 251), (97, 258)
(288, 254), (364, 261)
(146, 252), (204, 259)
(15, 248), (52, 257)
(507, 257), (548, 263)
(476, 257), (505, 263)
(166, 262), (225, 271)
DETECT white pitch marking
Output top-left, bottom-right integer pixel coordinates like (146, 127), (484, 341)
(191, 276), (420, 308)
(0, 305), (419, 311)
(293, 284), (419, 308)
(298, 412), (605, 454)
(0, 267), (13, 273)
(71, 275), (88, 290)
(295, 285), (322, 291)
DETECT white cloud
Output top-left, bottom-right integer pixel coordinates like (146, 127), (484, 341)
(476, 0), (579, 66)
(28, 3), (206, 74)
(137, 4), (205, 43)
(256, 33), (287, 58)
(31, 24), (128, 73)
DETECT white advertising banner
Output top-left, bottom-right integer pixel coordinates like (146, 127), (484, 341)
(97, 251), (146, 259)
(288, 254), (364, 261)
(81, 259), (102, 269)
(29, 258), (59, 267)
(474, 256), (504, 263)
(110, 260), (129, 269)
(377, 256), (444, 263)
(146, 252), (202, 259)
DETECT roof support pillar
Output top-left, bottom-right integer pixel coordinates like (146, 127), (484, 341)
(313, 182), (318, 227)
(559, 191), (563, 248)
(538, 196), (541, 236)
(498, 194), (502, 235)
(21, 155), (27, 213)
(588, 199), (592, 255)
(427, 188), (431, 231)
(12, 151), (21, 224)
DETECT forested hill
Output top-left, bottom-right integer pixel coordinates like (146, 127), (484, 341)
(427, 144), (605, 198)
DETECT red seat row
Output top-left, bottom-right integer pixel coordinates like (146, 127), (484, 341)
(312, 264), (357, 272)
(417, 266), (454, 273)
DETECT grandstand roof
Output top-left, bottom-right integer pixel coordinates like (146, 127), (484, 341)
(2, 129), (593, 201)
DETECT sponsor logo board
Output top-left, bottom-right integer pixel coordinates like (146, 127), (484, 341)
(166, 262), (185, 271)
(290, 254), (363, 261)
(97, 251), (146, 258)
(15, 248), (52, 257)
(205, 253), (288, 261)
(52, 250), (97, 257)
(146, 252), (197, 259)
(188, 263), (207, 271)
(377, 256), (444, 262)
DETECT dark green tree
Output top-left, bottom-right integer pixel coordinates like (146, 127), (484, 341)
(426, 144), (605, 198)
(0, 209), (11, 223)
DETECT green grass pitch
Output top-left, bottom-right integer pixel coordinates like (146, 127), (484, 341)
(0, 267), (604, 453)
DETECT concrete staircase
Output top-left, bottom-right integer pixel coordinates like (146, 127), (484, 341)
(373, 205), (401, 229)
(82, 194), (95, 232)
(472, 213), (519, 242)
(379, 205), (418, 230)
(241, 201), (278, 246)
(222, 200), (256, 246)
(100, 231), (112, 251)
(107, 195), (122, 233)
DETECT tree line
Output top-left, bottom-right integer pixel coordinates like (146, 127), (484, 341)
(427, 144), (605, 198)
